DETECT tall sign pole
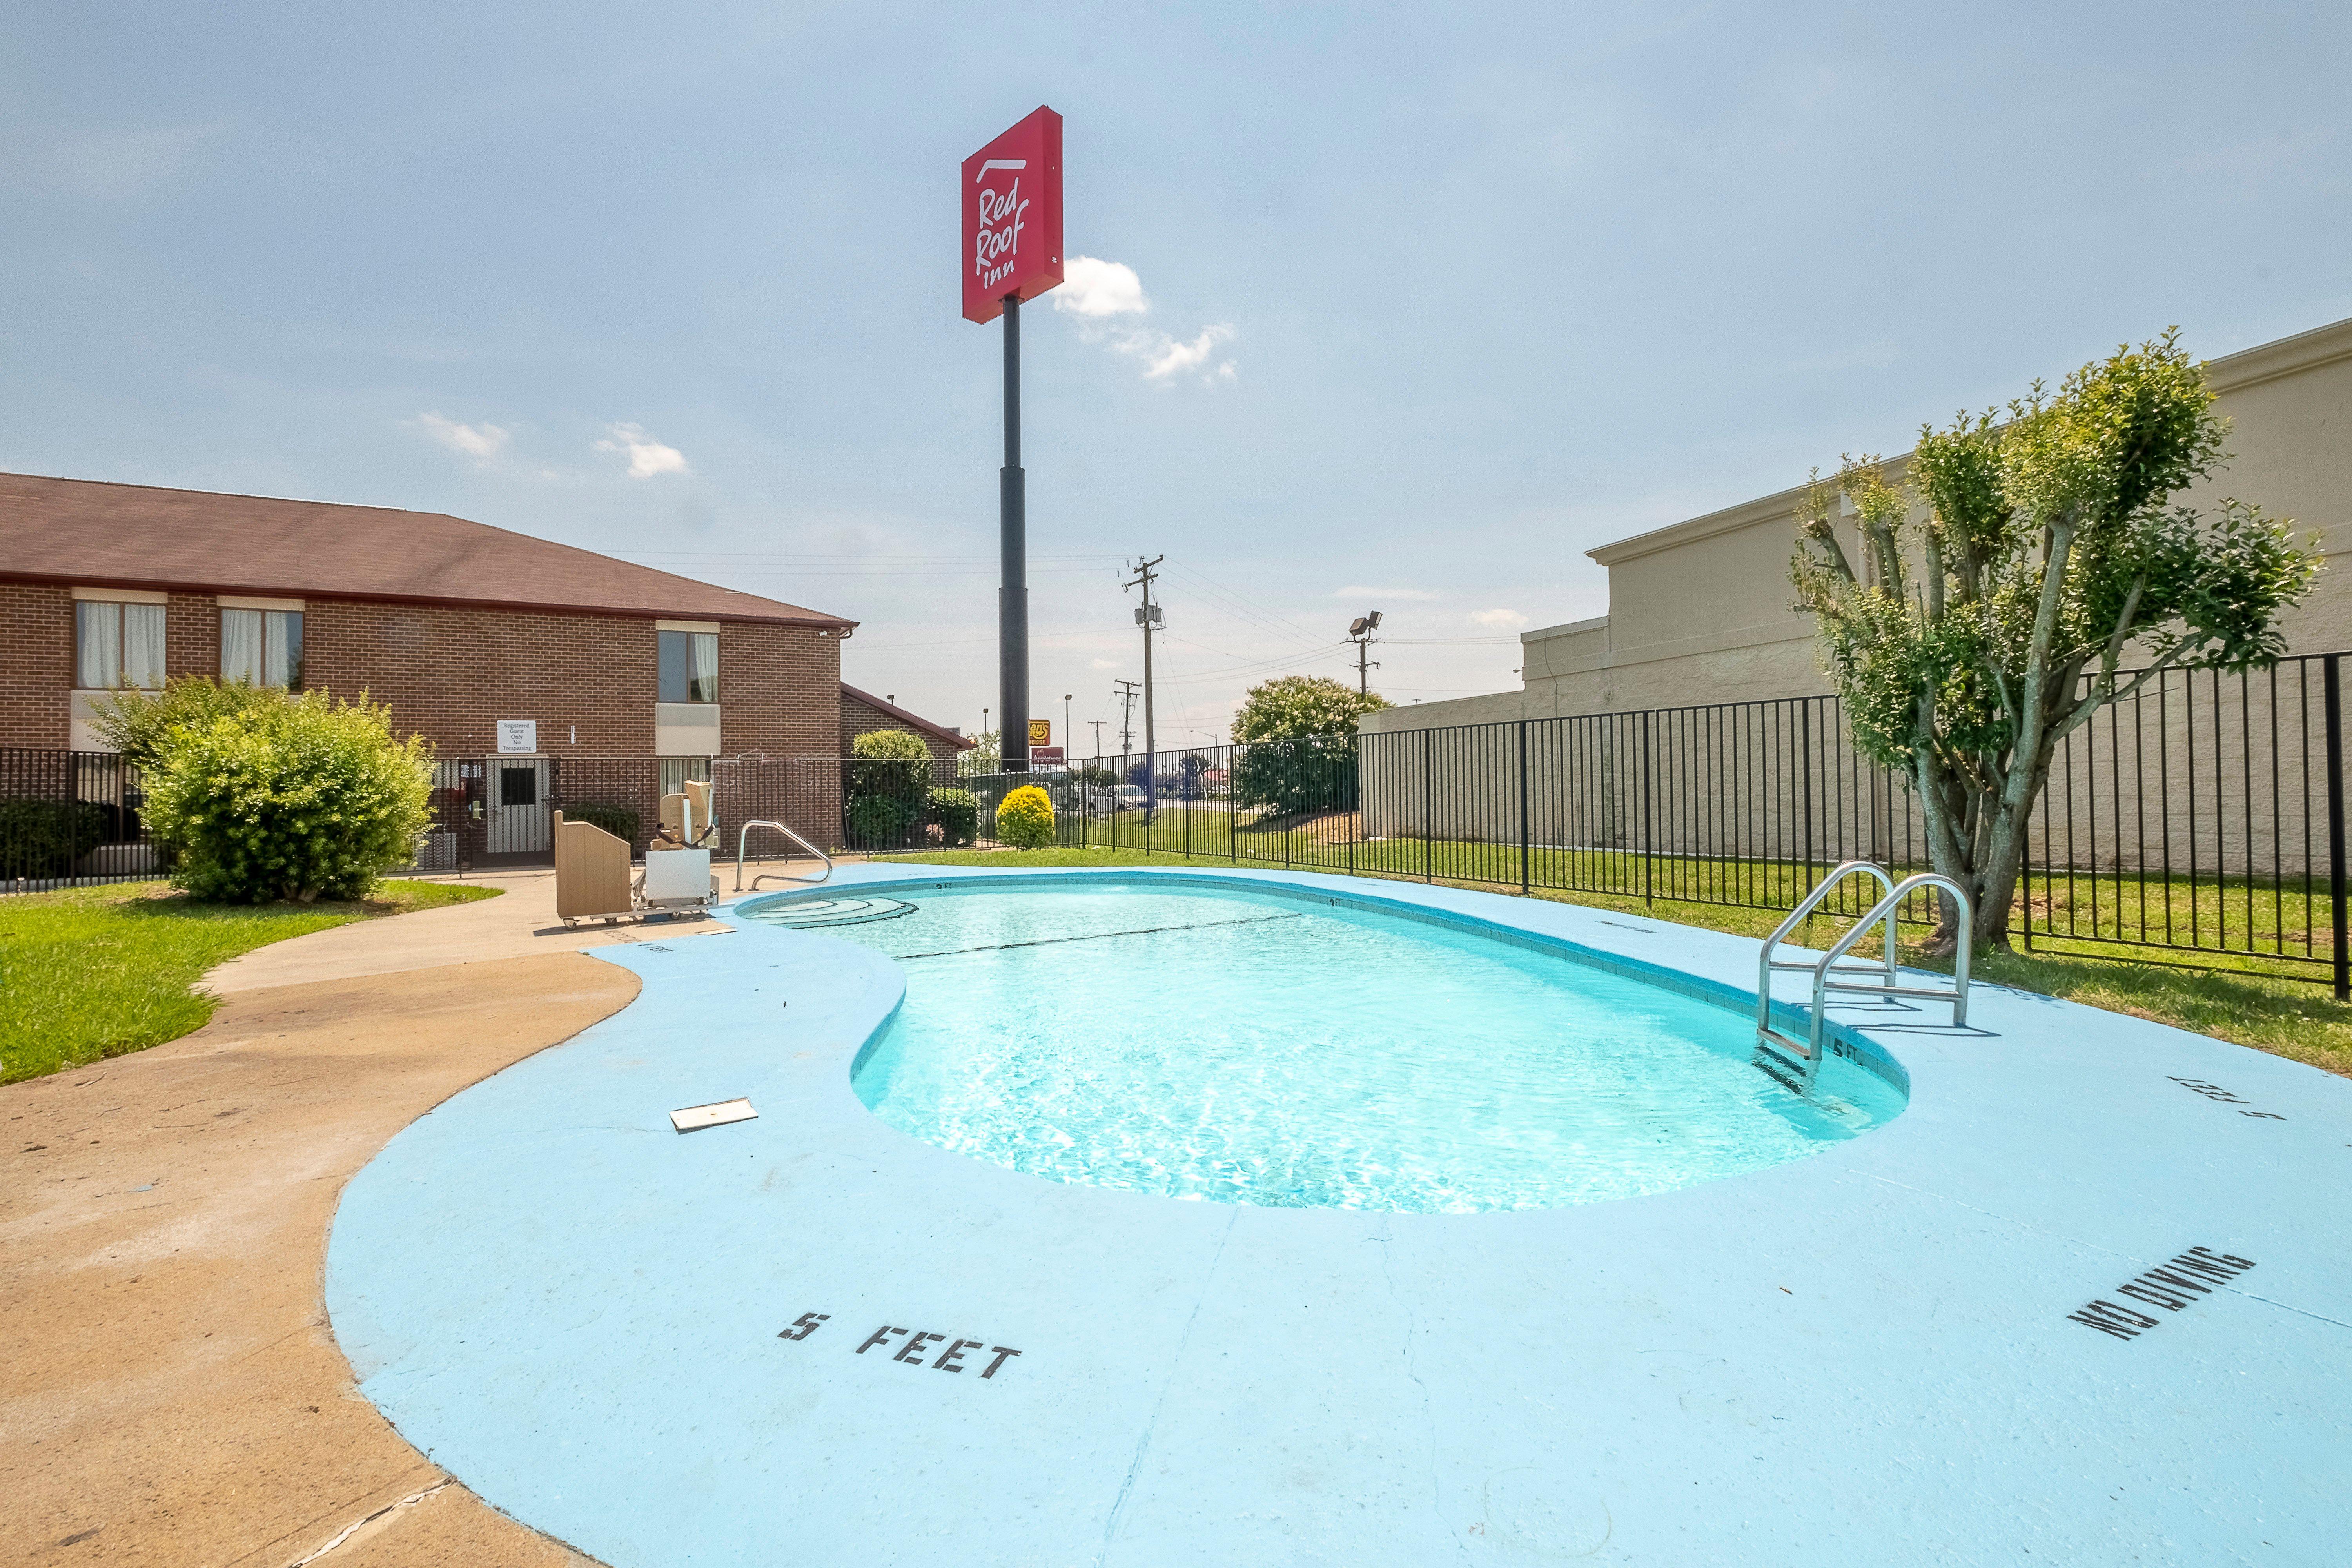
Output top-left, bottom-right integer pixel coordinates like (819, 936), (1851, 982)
(962, 107), (1064, 774)
(1001, 294), (1026, 769)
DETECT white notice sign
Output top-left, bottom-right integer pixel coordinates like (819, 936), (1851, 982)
(496, 719), (538, 754)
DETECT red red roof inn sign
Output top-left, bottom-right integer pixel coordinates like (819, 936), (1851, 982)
(962, 107), (1063, 325)
(966, 106), (1065, 772)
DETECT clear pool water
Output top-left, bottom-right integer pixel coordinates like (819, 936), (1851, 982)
(744, 880), (1905, 1213)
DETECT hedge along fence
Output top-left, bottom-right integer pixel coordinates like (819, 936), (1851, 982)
(0, 749), (164, 891)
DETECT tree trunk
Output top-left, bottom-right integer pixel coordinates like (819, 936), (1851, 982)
(1916, 757), (2041, 958)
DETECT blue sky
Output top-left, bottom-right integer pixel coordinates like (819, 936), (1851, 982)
(4, 2), (2347, 749)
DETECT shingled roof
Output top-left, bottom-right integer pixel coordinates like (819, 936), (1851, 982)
(0, 473), (853, 628)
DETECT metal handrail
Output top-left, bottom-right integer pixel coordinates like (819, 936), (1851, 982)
(1755, 866), (1971, 1094)
(735, 819), (833, 892)
(1755, 860), (1899, 1042)
(1759, 872), (1972, 1092)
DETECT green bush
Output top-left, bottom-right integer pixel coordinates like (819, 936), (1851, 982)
(926, 786), (980, 847)
(849, 728), (930, 805)
(142, 689), (432, 903)
(0, 798), (109, 878)
(563, 801), (640, 845)
(85, 677), (285, 769)
(846, 792), (912, 848)
(996, 784), (1056, 849)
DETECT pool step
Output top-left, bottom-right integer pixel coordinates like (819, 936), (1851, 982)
(1752, 1026), (1818, 1094)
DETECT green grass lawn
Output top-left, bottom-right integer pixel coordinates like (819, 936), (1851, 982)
(0, 878), (499, 1084)
(887, 845), (2352, 1078)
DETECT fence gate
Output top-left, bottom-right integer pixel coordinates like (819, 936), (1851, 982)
(484, 756), (553, 855)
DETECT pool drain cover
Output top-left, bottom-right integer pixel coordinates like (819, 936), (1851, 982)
(745, 896), (919, 929)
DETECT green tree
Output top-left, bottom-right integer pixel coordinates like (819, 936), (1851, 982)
(958, 728), (1002, 776)
(1229, 675), (1392, 817)
(1791, 330), (2319, 951)
(141, 689), (433, 903)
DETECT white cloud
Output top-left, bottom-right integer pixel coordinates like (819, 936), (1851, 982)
(1468, 607), (1530, 629)
(413, 412), (510, 464)
(1053, 255), (1238, 385)
(1089, 657), (1119, 670)
(596, 421), (689, 479)
(1135, 323), (1236, 381)
(1333, 585), (1444, 602)
(1052, 256), (1149, 318)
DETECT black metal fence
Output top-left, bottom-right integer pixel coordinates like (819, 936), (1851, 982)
(926, 651), (2348, 995)
(8, 652), (2345, 995)
(0, 749), (165, 891)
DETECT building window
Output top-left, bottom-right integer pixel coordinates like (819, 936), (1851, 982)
(658, 629), (719, 704)
(75, 600), (167, 690)
(221, 608), (303, 688)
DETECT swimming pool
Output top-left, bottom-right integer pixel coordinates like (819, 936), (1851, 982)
(742, 880), (1904, 1212)
(327, 864), (2352, 1567)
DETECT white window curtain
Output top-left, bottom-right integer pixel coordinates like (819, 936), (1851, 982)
(688, 632), (718, 704)
(123, 604), (167, 690)
(263, 610), (300, 688)
(221, 608), (263, 685)
(76, 601), (121, 689)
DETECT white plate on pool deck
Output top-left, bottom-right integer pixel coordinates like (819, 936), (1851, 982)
(669, 1099), (756, 1132)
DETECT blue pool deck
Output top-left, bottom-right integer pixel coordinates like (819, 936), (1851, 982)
(325, 863), (2352, 1566)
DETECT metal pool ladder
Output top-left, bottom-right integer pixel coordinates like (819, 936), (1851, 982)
(1755, 860), (1973, 1093)
(735, 819), (833, 893)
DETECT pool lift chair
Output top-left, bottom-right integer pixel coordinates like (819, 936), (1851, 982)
(552, 780), (723, 928)
(1755, 860), (1973, 1094)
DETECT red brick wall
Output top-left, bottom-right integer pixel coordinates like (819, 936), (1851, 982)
(297, 601), (841, 759)
(167, 592), (219, 687)
(0, 581), (844, 764)
(0, 583), (72, 746)
(841, 691), (965, 765)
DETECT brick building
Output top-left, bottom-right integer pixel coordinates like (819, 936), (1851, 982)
(0, 473), (964, 858)
(840, 683), (975, 765)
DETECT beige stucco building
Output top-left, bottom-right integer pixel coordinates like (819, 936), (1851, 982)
(1366, 314), (2352, 736)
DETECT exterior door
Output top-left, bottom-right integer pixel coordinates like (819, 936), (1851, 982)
(486, 757), (553, 855)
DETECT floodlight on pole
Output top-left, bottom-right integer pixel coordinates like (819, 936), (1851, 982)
(1347, 609), (1383, 696)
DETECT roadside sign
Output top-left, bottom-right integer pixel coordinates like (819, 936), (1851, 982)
(962, 107), (1063, 324)
(1032, 746), (1064, 762)
(1028, 718), (1051, 746)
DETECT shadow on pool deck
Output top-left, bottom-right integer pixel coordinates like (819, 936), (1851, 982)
(0, 953), (638, 1566)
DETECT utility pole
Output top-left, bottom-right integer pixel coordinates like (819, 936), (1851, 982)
(1347, 610), (1384, 695)
(1125, 555), (1164, 817)
(1089, 718), (1107, 759)
(1063, 693), (1073, 765)
(1114, 679), (1141, 754)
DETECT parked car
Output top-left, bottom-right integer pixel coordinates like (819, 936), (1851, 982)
(1079, 784), (1149, 817)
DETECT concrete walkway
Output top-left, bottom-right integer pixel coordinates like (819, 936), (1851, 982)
(204, 858), (838, 994)
(4, 853), (839, 1563)
(1, 954), (640, 1566)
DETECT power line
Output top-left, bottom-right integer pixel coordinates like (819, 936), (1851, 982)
(1162, 561), (1329, 650)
